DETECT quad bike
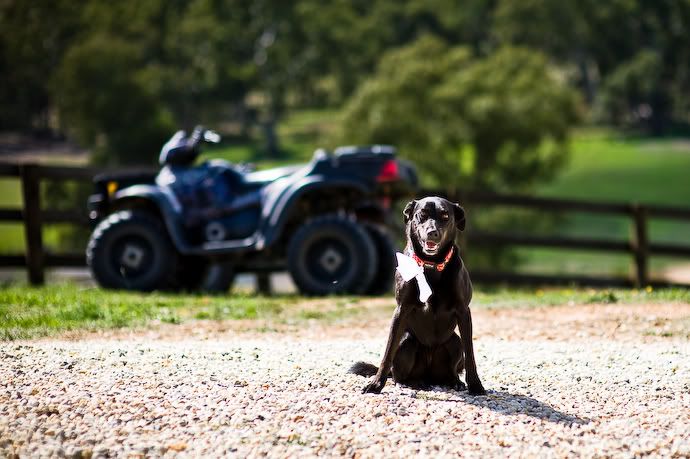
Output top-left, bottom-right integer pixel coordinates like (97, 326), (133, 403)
(86, 126), (418, 295)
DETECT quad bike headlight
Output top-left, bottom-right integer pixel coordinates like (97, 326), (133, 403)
(107, 181), (118, 196)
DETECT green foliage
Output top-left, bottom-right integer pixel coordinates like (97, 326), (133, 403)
(54, 35), (174, 165)
(493, 0), (690, 133)
(334, 37), (580, 191)
(42, 180), (93, 251)
(0, 0), (83, 130)
(595, 51), (664, 128)
(5, 0), (690, 163)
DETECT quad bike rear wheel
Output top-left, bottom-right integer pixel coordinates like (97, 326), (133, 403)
(87, 210), (177, 291)
(287, 215), (378, 295)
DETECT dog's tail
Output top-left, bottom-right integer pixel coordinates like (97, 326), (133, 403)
(348, 361), (378, 377)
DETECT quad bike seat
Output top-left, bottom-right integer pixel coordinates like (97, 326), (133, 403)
(242, 164), (304, 186)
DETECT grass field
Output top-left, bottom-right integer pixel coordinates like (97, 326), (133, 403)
(539, 128), (690, 243)
(0, 178), (24, 253)
(540, 129), (690, 205)
(0, 179), (78, 254)
(0, 284), (302, 340)
(518, 129), (690, 278)
(1, 283), (688, 341)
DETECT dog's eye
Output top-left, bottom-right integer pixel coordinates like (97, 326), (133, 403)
(440, 213), (449, 221)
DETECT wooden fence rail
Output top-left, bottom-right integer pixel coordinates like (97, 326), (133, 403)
(420, 188), (690, 288)
(1, 162), (689, 288)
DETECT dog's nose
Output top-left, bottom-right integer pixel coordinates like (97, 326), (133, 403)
(427, 229), (440, 240)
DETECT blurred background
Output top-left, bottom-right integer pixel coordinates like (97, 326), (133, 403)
(1, 0), (690, 285)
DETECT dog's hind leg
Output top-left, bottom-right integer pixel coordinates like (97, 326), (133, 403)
(456, 335), (465, 378)
(392, 332), (425, 386)
(430, 333), (466, 390)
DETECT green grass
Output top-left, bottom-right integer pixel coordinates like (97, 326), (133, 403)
(473, 285), (690, 309)
(200, 108), (338, 168)
(0, 179), (79, 254)
(538, 128), (690, 242)
(0, 283), (373, 340)
(540, 128), (690, 205)
(1, 283), (689, 341)
(0, 179), (24, 253)
(520, 128), (690, 277)
(0, 284), (299, 340)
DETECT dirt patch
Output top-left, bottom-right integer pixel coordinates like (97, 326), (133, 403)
(475, 302), (690, 342)
(663, 262), (690, 284)
(0, 133), (88, 165)
(59, 300), (690, 344)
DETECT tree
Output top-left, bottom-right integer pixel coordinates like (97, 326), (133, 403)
(493, 0), (690, 133)
(332, 37), (580, 192)
(594, 50), (664, 129)
(54, 35), (174, 165)
(0, 0), (83, 131)
(51, 0), (259, 164)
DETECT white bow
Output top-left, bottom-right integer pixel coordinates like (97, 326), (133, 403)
(396, 252), (432, 302)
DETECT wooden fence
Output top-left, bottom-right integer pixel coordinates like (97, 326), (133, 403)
(422, 188), (690, 288)
(1, 162), (689, 288)
(0, 163), (103, 285)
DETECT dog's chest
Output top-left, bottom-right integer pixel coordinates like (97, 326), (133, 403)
(406, 298), (457, 345)
(397, 267), (459, 344)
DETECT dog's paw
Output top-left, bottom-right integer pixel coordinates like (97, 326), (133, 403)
(467, 382), (486, 396)
(453, 380), (467, 391)
(362, 378), (385, 394)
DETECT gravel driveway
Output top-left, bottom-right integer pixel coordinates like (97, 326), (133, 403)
(1, 302), (689, 458)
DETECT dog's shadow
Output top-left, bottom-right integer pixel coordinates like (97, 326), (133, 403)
(407, 387), (590, 425)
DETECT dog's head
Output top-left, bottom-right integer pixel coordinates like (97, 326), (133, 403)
(403, 197), (465, 257)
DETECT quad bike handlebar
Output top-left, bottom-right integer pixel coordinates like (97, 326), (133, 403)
(159, 126), (221, 166)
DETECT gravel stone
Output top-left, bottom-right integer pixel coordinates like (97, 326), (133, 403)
(1, 303), (689, 457)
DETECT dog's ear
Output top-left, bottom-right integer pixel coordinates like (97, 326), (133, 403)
(403, 200), (417, 223)
(453, 203), (466, 231)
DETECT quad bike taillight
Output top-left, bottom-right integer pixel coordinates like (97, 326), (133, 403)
(376, 159), (400, 182)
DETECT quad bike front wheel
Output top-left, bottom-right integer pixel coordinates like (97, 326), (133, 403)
(362, 223), (397, 295)
(87, 210), (177, 291)
(287, 215), (378, 295)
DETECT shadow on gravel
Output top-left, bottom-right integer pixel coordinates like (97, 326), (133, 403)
(411, 389), (590, 425)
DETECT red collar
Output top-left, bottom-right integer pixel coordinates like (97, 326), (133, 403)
(411, 246), (455, 272)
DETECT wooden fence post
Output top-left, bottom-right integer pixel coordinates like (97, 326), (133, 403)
(632, 204), (649, 288)
(20, 164), (45, 285)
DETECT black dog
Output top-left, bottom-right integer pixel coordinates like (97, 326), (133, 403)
(349, 197), (485, 395)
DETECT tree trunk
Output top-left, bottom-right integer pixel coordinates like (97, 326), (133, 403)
(262, 114), (280, 158)
(576, 53), (596, 105)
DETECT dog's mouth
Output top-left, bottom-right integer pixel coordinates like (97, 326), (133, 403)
(423, 240), (439, 254)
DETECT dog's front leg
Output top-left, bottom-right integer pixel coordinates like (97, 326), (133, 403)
(457, 307), (486, 395)
(362, 305), (407, 394)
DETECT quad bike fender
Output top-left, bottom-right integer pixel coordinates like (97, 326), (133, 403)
(111, 184), (192, 253)
(260, 175), (369, 247)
